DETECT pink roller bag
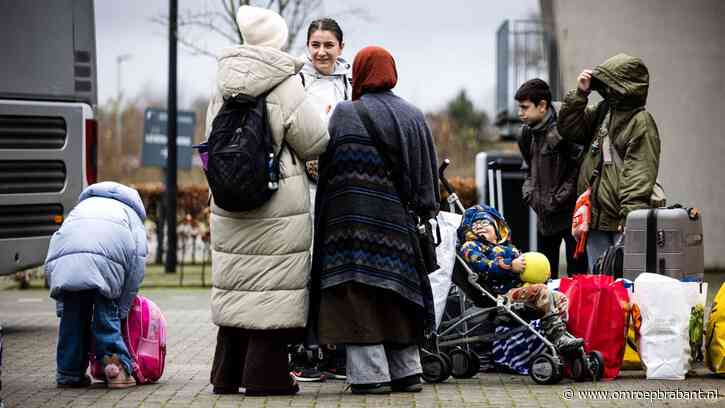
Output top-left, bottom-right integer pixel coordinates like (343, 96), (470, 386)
(91, 295), (167, 384)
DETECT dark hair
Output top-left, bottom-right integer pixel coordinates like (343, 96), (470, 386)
(514, 78), (551, 108)
(307, 18), (343, 44)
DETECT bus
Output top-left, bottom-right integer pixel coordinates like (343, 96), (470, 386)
(0, 0), (98, 280)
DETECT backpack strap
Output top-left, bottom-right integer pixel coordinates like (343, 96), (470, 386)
(343, 74), (350, 100)
(600, 107), (665, 207)
(603, 107), (645, 169)
(587, 102), (612, 186)
(299, 72), (306, 88)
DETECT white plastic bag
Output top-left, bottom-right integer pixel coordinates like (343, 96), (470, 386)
(428, 211), (462, 328)
(633, 273), (707, 380)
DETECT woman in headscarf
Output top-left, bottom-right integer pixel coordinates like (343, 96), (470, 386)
(205, 5), (328, 396)
(308, 46), (440, 394)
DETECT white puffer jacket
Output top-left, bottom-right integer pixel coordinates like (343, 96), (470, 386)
(299, 56), (351, 124)
(206, 45), (329, 329)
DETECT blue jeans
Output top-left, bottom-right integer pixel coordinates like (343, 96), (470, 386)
(56, 290), (133, 385)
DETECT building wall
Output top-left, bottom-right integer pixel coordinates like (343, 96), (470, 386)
(542, 0), (725, 268)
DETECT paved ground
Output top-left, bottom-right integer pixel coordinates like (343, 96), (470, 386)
(1, 288), (723, 408)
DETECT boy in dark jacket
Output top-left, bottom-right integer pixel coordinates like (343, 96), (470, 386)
(516, 79), (586, 277)
(458, 205), (583, 351)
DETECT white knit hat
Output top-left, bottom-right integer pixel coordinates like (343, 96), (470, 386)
(236, 5), (289, 50)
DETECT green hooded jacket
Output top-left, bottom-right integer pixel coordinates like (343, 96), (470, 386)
(558, 54), (661, 231)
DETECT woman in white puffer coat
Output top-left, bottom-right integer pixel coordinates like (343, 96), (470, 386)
(206, 5), (328, 396)
(300, 18), (351, 198)
(299, 18), (351, 123)
(292, 18), (351, 383)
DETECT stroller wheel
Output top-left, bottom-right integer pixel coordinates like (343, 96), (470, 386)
(421, 353), (451, 383)
(529, 354), (563, 385)
(464, 349), (481, 378)
(441, 352), (453, 371)
(588, 351), (605, 381)
(571, 356), (587, 381)
(450, 348), (477, 378)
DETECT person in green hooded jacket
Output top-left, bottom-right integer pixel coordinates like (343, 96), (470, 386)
(558, 53), (661, 269)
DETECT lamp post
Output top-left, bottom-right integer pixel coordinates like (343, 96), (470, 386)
(165, 0), (178, 273)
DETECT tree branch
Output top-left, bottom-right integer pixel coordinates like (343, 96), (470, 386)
(153, 13), (239, 44)
(222, 0), (245, 44)
(176, 35), (218, 58)
(152, 0), (337, 57)
(331, 6), (374, 23)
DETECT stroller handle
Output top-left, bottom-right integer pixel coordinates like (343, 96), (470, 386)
(438, 158), (466, 214)
(438, 159), (455, 195)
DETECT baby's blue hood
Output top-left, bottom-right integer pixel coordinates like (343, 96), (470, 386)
(458, 205), (511, 244)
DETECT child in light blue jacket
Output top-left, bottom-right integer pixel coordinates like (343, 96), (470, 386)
(45, 182), (147, 389)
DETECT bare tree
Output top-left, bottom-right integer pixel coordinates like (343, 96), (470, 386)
(153, 0), (368, 57)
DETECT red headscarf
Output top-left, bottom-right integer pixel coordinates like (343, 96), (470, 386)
(352, 46), (398, 101)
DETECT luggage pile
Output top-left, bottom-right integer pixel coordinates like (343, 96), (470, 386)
(583, 204), (717, 380)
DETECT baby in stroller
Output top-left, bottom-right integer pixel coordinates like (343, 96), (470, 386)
(457, 205), (583, 353)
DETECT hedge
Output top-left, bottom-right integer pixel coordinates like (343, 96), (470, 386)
(132, 178), (479, 224)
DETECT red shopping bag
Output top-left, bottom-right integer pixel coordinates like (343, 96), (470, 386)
(559, 275), (629, 379)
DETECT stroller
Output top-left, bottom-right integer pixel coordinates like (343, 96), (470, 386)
(421, 159), (604, 385)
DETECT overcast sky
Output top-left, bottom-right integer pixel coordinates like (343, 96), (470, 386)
(95, 0), (538, 115)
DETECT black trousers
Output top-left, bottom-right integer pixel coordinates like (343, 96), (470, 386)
(210, 326), (300, 392)
(537, 230), (588, 279)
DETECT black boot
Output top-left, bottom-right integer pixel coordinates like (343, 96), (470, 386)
(541, 314), (584, 352)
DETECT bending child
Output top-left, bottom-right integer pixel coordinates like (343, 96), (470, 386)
(457, 205), (582, 351)
(45, 182), (147, 389)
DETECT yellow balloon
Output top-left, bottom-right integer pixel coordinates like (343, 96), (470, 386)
(520, 252), (551, 284)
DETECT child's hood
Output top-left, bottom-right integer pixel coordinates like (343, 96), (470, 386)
(457, 205), (511, 245)
(78, 182), (146, 221)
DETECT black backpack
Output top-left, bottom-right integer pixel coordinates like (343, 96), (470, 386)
(206, 93), (284, 212)
(593, 238), (624, 279)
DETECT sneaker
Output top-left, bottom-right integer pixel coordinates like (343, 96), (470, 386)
(350, 382), (391, 395)
(321, 367), (346, 380)
(57, 374), (92, 388)
(391, 374), (422, 393)
(290, 366), (326, 382)
(105, 362), (135, 389)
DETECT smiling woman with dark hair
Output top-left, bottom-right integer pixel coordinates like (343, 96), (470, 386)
(307, 46), (439, 395)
